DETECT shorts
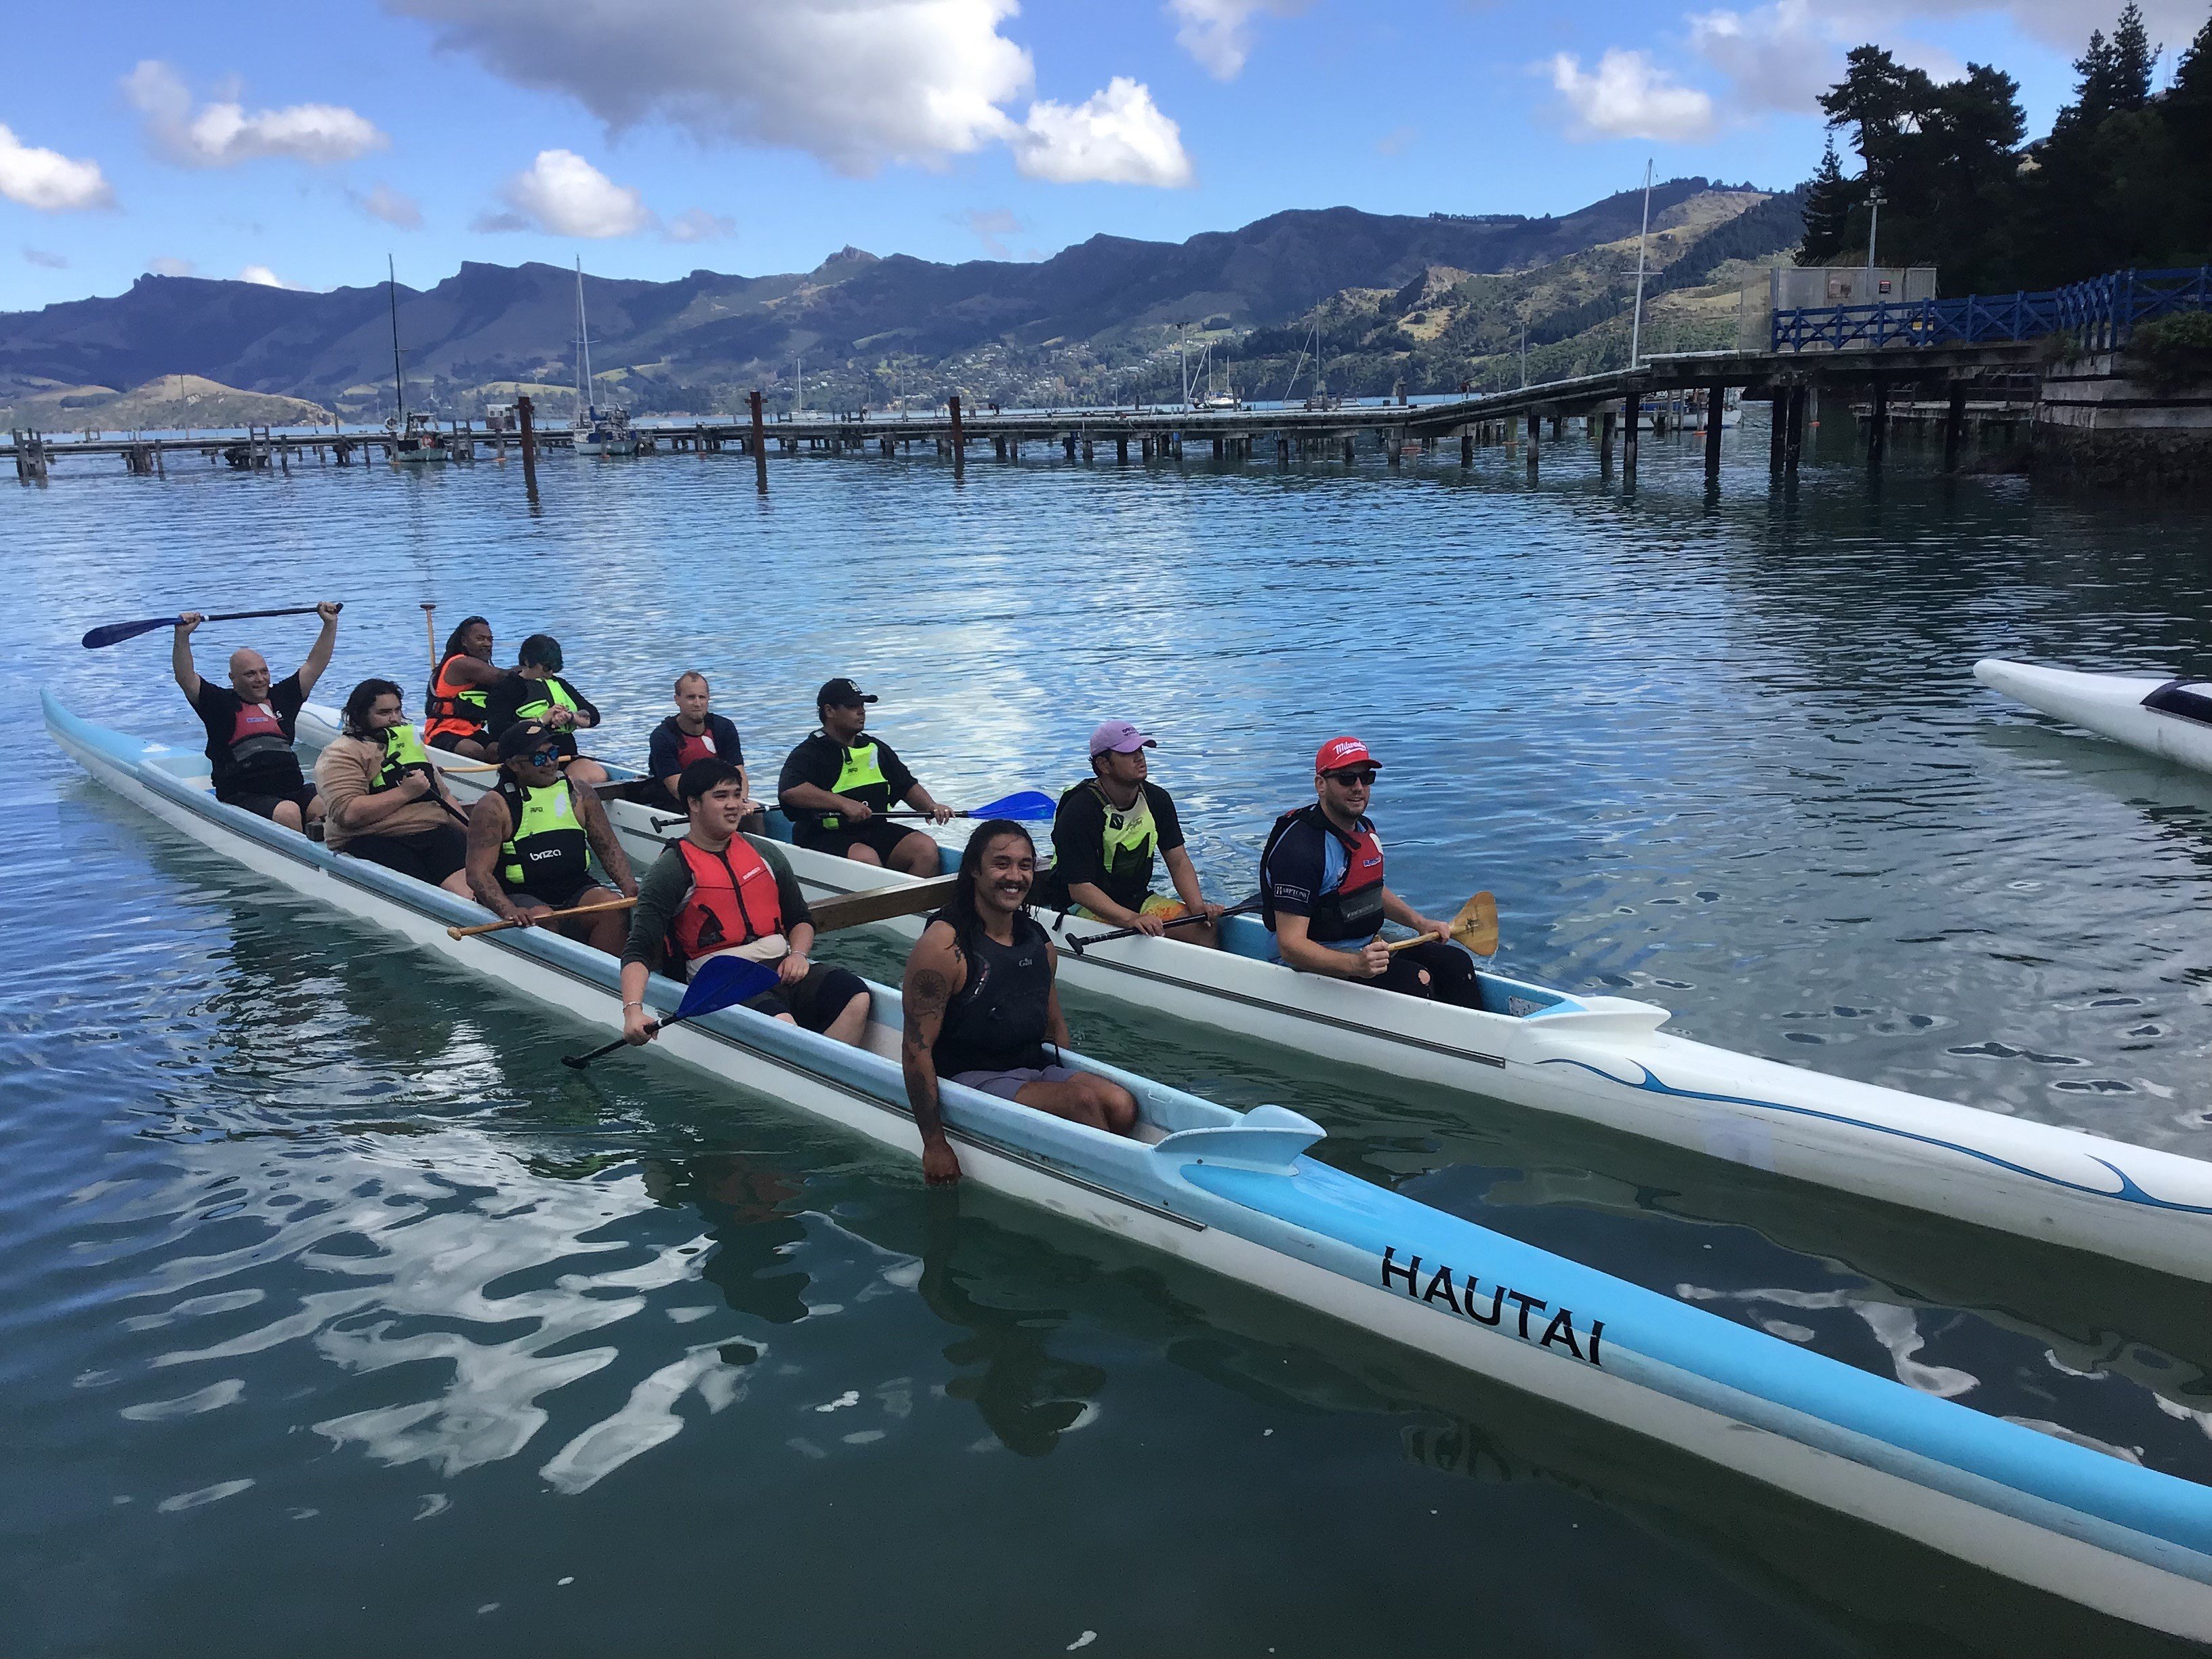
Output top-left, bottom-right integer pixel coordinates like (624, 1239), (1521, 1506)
(510, 878), (617, 914)
(428, 729), (485, 754)
(220, 781), (317, 822)
(950, 1063), (1078, 1102)
(800, 818), (928, 864)
(1069, 893), (1187, 924)
(741, 961), (868, 1034)
(340, 823), (468, 886)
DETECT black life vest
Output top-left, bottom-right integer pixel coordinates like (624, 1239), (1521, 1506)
(1260, 804), (1386, 943)
(932, 909), (1051, 1077)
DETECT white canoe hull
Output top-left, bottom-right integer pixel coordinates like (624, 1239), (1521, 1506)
(50, 692), (2212, 1637)
(1976, 657), (2212, 776)
(294, 710), (2212, 1283)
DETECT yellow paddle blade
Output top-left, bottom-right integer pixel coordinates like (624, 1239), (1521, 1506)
(1449, 891), (1499, 956)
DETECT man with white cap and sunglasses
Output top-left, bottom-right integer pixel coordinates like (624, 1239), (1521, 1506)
(1044, 718), (1225, 948)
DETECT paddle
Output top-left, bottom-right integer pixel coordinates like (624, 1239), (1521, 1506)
(1384, 891), (1498, 958)
(446, 895), (638, 939)
(561, 954), (779, 1070)
(649, 790), (1054, 834)
(1065, 897), (1260, 956)
(81, 605), (328, 650)
(421, 601), (438, 675)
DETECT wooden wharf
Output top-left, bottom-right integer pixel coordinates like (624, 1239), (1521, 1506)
(7, 339), (2049, 487)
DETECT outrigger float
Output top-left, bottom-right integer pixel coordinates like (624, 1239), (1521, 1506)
(43, 690), (2212, 1639)
(1976, 657), (2212, 777)
(287, 705), (2212, 1286)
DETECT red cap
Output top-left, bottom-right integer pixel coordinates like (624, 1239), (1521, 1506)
(1315, 736), (1380, 773)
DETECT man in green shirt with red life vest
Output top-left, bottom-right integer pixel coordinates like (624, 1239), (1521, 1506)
(619, 758), (872, 1046)
(463, 720), (638, 954)
(1045, 720), (1225, 947)
(777, 678), (952, 878)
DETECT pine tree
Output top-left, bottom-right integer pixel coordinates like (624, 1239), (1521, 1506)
(2111, 3), (2159, 108)
(1797, 136), (1856, 264)
(2068, 28), (2121, 128)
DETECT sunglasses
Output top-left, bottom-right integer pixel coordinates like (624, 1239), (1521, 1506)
(523, 747), (562, 767)
(1324, 766), (1379, 786)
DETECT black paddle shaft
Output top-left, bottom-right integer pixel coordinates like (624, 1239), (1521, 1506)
(563, 1015), (680, 1070)
(81, 604), (334, 650)
(1065, 898), (1258, 956)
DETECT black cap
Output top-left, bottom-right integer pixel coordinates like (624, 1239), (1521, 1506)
(497, 719), (555, 760)
(817, 678), (878, 708)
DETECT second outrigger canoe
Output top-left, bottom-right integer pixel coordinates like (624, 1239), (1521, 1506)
(291, 706), (2212, 1286)
(44, 689), (2212, 1639)
(1976, 657), (2212, 777)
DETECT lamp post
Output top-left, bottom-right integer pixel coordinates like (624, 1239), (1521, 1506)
(1864, 184), (1885, 287)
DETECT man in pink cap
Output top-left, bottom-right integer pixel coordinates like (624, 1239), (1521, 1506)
(1257, 736), (1479, 1005)
(1040, 718), (1225, 946)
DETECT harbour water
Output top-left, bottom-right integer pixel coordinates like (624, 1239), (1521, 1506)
(5, 420), (2211, 1655)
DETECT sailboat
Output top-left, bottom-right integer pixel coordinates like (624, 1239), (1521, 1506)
(570, 260), (637, 458)
(385, 257), (449, 464)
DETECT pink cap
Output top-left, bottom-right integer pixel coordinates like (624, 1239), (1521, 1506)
(1090, 719), (1158, 756)
(1315, 735), (1380, 773)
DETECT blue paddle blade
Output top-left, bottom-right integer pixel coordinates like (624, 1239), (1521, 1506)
(672, 954), (778, 1019)
(81, 617), (180, 649)
(970, 790), (1055, 821)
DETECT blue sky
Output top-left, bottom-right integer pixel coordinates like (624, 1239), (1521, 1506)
(1, 0), (2196, 312)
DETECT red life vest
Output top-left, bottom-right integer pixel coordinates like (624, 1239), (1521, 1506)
(1261, 804), (1386, 943)
(424, 653), (490, 741)
(669, 838), (785, 964)
(674, 727), (717, 770)
(228, 700), (291, 768)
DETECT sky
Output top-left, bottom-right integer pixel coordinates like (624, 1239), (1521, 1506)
(2, 0), (2201, 312)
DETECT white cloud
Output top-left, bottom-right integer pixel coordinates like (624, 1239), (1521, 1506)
(239, 264), (308, 289)
(1550, 49), (1717, 141)
(664, 207), (735, 243)
(122, 60), (386, 167)
(0, 122), (115, 211)
(1015, 78), (1194, 186)
(386, 0), (1029, 174)
(491, 149), (651, 238)
(1901, 0), (2201, 50)
(383, 0), (1197, 188)
(1687, 1), (1839, 113)
(148, 255), (197, 277)
(1168, 0), (1309, 80)
(357, 182), (424, 228)
(23, 247), (70, 269)
(956, 206), (1023, 258)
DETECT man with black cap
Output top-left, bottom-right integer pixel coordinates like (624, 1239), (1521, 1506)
(483, 634), (609, 789)
(464, 719), (638, 954)
(1258, 735), (1479, 1006)
(776, 678), (951, 876)
(1044, 718), (1224, 947)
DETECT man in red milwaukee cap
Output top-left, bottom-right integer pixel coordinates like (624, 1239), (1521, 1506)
(1256, 735), (1480, 1005)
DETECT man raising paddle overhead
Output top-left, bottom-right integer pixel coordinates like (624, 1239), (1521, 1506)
(1258, 736), (1482, 1008)
(172, 600), (340, 832)
(900, 820), (1139, 1185)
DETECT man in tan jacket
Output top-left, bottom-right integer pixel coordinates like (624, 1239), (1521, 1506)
(315, 677), (472, 897)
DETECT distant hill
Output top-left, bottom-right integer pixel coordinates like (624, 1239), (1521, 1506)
(0, 373), (332, 432)
(0, 178), (1803, 418)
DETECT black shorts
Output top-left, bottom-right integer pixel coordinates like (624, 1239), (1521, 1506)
(220, 781), (317, 821)
(428, 730), (485, 754)
(800, 818), (927, 864)
(510, 878), (616, 914)
(341, 824), (468, 886)
(741, 961), (867, 1034)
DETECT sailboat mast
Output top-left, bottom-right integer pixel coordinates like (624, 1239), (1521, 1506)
(1629, 159), (1654, 369)
(573, 258), (592, 416)
(387, 255), (406, 424)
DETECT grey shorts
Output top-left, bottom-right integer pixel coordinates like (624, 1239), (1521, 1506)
(950, 1064), (1078, 1102)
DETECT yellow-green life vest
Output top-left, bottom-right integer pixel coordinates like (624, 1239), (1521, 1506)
(496, 775), (590, 894)
(1096, 781), (1160, 890)
(371, 721), (435, 793)
(513, 676), (579, 723)
(823, 739), (890, 829)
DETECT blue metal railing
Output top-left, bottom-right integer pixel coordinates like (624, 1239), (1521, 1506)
(1769, 266), (2212, 354)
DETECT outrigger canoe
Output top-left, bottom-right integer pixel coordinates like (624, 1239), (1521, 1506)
(291, 706), (2212, 1286)
(45, 688), (2212, 1638)
(1976, 657), (2212, 777)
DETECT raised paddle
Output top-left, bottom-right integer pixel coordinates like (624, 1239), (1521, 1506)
(420, 601), (438, 674)
(447, 895), (638, 940)
(1064, 897), (1260, 956)
(1385, 891), (1498, 958)
(81, 605), (329, 650)
(561, 954), (779, 1071)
